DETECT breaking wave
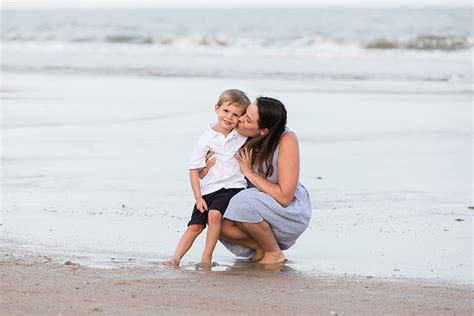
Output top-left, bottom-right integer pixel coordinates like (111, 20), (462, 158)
(2, 33), (473, 53)
(365, 35), (472, 51)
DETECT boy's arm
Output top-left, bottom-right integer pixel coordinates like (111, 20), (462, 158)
(190, 169), (208, 212)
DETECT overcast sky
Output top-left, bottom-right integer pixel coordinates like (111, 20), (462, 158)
(2, 0), (472, 10)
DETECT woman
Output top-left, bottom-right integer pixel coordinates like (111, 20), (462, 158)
(204, 96), (312, 264)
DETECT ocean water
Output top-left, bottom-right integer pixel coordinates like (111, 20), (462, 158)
(1, 8), (473, 283)
(1, 8), (472, 82)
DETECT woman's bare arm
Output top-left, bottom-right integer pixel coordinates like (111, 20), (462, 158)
(198, 150), (216, 179)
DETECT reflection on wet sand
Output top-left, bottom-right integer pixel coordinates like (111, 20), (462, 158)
(174, 259), (296, 274)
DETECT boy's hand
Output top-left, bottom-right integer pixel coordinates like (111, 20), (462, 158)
(196, 197), (208, 213)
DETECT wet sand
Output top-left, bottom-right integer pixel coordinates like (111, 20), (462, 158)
(2, 73), (472, 282)
(1, 248), (472, 315)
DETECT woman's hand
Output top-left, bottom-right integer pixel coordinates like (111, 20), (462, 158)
(236, 132), (299, 207)
(199, 150), (216, 179)
(236, 147), (253, 177)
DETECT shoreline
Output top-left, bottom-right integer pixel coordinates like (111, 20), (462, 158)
(1, 238), (471, 286)
(1, 245), (472, 315)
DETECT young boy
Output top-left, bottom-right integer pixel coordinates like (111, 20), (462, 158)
(164, 89), (250, 267)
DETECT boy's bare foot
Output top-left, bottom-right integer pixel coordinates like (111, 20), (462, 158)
(250, 247), (265, 262)
(195, 261), (212, 270)
(163, 259), (180, 266)
(258, 251), (286, 265)
(200, 255), (212, 265)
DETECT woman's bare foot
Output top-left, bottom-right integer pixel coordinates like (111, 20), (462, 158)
(250, 247), (265, 262)
(163, 259), (180, 266)
(258, 250), (286, 265)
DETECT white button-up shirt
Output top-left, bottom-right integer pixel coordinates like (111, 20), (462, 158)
(189, 122), (248, 196)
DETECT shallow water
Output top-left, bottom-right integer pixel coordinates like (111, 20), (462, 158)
(1, 70), (471, 283)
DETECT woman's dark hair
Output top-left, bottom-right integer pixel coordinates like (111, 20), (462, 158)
(244, 96), (287, 178)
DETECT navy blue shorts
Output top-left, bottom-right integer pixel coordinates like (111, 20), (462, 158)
(188, 188), (244, 227)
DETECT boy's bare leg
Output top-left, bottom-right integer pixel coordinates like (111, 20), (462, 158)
(163, 224), (204, 266)
(200, 210), (222, 265)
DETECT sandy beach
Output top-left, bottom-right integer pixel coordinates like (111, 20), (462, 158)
(1, 245), (472, 315)
(1, 7), (472, 315)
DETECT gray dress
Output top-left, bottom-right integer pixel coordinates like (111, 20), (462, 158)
(220, 128), (312, 258)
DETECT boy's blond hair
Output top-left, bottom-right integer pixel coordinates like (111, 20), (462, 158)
(216, 89), (250, 110)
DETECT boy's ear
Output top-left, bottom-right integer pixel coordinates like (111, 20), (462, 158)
(214, 104), (219, 113)
(260, 128), (269, 136)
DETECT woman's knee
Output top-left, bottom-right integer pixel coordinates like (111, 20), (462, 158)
(222, 219), (235, 228)
(258, 220), (271, 230)
(221, 219), (238, 238)
(238, 220), (271, 231)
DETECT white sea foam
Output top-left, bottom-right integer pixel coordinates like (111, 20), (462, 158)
(1, 40), (472, 84)
(1, 8), (472, 77)
(2, 35), (473, 58)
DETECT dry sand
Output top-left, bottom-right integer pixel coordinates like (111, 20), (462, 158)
(1, 248), (472, 315)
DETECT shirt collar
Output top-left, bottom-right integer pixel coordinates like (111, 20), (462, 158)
(206, 121), (220, 138)
(206, 121), (239, 139)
